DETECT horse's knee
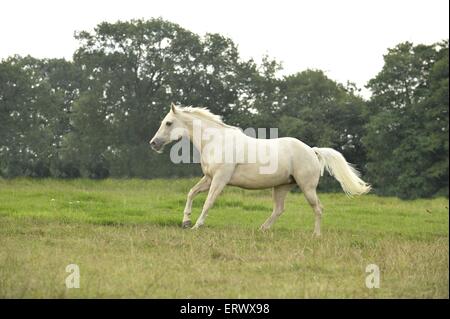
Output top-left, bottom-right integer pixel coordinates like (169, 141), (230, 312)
(313, 204), (322, 217)
(187, 189), (196, 200)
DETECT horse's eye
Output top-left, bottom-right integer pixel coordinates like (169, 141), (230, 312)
(166, 121), (172, 127)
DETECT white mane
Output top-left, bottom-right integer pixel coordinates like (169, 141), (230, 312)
(177, 106), (236, 129)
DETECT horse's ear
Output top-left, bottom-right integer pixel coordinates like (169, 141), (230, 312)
(171, 103), (177, 114)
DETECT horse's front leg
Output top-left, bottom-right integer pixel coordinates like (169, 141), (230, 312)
(192, 168), (234, 229)
(182, 176), (211, 228)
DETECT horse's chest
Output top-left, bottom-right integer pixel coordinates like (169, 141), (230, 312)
(199, 159), (220, 177)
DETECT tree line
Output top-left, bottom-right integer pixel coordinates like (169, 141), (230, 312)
(0, 18), (448, 199)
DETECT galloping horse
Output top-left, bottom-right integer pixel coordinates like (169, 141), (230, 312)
(150, 103), (370, 236)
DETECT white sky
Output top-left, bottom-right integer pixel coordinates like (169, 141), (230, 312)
(1, 0), (449, 97)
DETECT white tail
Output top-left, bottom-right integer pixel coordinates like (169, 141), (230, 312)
(313, 147), (371, 196)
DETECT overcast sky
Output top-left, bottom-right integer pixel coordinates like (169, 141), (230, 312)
(1, 0), (448, 96)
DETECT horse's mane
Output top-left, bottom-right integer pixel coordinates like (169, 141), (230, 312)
(178, 106), (236, 129)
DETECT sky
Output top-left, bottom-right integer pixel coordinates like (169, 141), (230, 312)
(0, 0), (449, 97)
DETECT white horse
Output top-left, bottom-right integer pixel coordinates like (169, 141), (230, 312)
(150, 103), (370, 236)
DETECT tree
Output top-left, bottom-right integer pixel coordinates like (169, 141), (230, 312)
(66, 18), (269, 178)
(364, 41), (449, 198)
(0, 56), (74, 177)
(1, 18), (445, 199)
(276, 70), (368, 164)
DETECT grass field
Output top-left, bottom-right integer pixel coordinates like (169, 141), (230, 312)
(0, 178), (448, 298)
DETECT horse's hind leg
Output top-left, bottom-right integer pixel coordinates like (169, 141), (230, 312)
(302, 186), (323, 237)
(260, 184), (292, 231)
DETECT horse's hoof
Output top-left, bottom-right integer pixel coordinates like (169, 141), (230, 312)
(182, 220), (192, 229)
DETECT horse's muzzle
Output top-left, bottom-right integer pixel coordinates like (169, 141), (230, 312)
(150, 138), (164, 152)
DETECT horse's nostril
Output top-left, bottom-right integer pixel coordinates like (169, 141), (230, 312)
(150, 140), (155, 146)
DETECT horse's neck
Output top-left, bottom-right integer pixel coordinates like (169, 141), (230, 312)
(184, 117), (241, 153)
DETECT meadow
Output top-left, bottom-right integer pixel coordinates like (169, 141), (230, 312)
(0, 178), (448, 298)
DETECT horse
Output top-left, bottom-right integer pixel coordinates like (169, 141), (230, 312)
(149, 103), (371, 236)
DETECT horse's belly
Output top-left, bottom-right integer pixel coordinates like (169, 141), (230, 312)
(228, 163), (293, 189)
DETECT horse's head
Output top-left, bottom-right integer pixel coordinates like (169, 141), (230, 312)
(149, 103), (186, 153)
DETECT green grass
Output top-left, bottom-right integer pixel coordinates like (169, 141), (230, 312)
(0, 178), (448, 298)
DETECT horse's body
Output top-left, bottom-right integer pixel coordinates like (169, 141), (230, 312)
(150, 104), (370, 236)
(227, 137), (316, 189)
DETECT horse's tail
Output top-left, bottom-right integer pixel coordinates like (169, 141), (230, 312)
(312, 147), (371, 196)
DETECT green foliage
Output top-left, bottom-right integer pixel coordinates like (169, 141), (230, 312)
(364, 41), (449, 199)
(278, 70), (368, 163)
(0, 18), (448, 198)
(64, 19), (265, 178)
(0, 56), (75, 177)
